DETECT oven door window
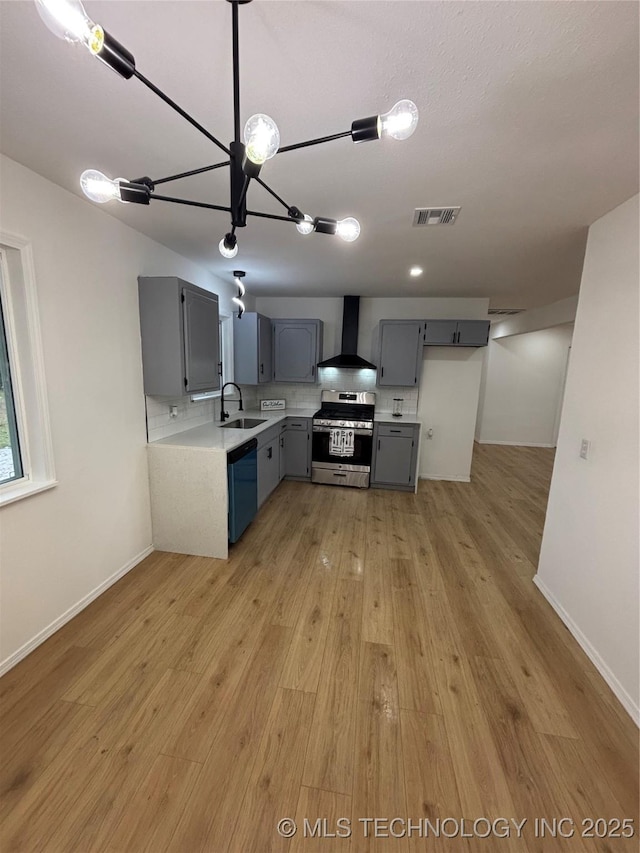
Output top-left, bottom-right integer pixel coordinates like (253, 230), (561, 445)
(312, 431), (373, 466)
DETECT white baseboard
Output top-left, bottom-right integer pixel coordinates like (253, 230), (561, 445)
(477, 440), (555, 448)
(0, 545), (154, 677)
(419, 474), (471, 483)
(533, 574), (639, 726)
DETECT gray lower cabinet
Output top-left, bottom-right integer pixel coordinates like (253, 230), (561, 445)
(233, 312), (272, 384)
(377, 320), (424, 387)
(423, 319), (490, 346)
(138, 276), (220, 396)
(272, 320), (323, 383)
(371, 422), (420, 491)
(257, 424), (280, 507)
(282, 417), (311, 479)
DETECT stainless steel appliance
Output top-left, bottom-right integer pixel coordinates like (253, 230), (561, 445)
(312, 390), (375, 488)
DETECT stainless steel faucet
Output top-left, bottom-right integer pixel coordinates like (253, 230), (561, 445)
(220, 382), (244, 422)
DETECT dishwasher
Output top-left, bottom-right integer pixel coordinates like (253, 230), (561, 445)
(227, 438), (258, 544)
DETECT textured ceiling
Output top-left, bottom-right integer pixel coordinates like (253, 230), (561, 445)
(0, 0), (638, 306)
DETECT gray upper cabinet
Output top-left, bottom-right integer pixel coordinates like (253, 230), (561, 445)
(233, 312), (272, 384)
(138, 276), (220, 396)
(455, 320), (490, 346)
(423, 319), (490, 347)
(272, 319), (323, 383)
(423, 319), (458, 346)
(377, 320), (424, 387)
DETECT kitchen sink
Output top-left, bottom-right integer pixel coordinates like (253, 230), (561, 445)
(221, 418), (267, 429)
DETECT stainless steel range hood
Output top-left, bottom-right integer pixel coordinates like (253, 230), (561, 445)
(317, 296), (377, 370)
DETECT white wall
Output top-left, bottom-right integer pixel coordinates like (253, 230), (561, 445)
(491, 295), (578, 339)
(476, 324), (573, 447)
(418, 346), (485, 481)
(256, 296), (489, 480)
(0, 155), (233, 671)
(535, 194), (639, 724)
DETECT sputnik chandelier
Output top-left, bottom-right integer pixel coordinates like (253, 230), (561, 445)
(34, 0), (419, 259)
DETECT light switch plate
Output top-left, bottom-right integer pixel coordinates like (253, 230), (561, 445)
(580, 439), (590, 459)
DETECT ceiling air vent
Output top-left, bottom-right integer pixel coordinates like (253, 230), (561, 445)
(488, 308), (524, 316)
(413, 206), (461, 226)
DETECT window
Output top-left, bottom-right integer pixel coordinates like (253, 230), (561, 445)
(0, 271), (23, 484)
(0, 236), (56, 506)
(190, 313), (233, 401)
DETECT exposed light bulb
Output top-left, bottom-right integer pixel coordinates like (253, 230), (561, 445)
(34, 0), (101, 50)
(219, 234), (238, 259)
(409, 266), (423, 277)
(336, 217), (361, 242)
(243, 114), (280, 165)
(379, 100), (419, 141)
(234, 278), (246, 296)
(80, 169), (125, 204)
(296, 214), (314, 236)
(232, 296), (245, 317)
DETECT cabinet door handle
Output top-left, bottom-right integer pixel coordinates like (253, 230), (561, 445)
(311, 365), (315, 377)
(218, 361), (223, 376)
(381, 366), (384, 378)
(260, 363), (264, 374)
(390, 429), (401, 433)
(280, 438), (284, 448)
(456, 331), (461, 344)
(378, 439), (381, 450)
(451, 331), (456, 343)
(267, 447), (273, 459)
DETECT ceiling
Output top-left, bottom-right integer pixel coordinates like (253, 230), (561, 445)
(0, 1), (638, 307)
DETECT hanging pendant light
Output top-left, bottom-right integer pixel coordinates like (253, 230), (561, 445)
(39, 0), (419, 257)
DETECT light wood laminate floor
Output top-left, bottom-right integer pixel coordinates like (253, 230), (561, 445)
(1, 444), (638, 852)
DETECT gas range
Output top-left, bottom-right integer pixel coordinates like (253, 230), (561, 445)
(311, 391), (376, 488)
(312, 391), (375, 430)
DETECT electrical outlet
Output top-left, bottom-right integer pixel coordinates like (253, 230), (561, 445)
(579, 439), (590, 460)
(169, 405), (178, 419)
(427, 428), (434, 439)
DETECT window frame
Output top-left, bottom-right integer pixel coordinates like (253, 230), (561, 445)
(0, 232), (56, 506)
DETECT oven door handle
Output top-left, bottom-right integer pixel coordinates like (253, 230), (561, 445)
(313, 426), (373, 436)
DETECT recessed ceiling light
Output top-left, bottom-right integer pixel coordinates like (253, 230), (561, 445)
(409, 266), (423, 277)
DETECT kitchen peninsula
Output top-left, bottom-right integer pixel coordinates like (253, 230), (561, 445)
(147, 409), (316, 559)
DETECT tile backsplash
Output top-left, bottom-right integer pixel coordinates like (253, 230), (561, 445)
(146, 370), (417, 442)
(257, 367), (418, 415)
(146, 386), (257, 442)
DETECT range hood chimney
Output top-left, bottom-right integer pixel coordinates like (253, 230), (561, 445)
(317, 296), (377, 370)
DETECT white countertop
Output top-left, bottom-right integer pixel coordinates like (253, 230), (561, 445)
(148, 408), (317, 452)
(375, 413), (421, 424)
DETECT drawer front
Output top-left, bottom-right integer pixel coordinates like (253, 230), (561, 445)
(377, 423), (418, 439)
(257, 424), (281, 449)
(286, 418), (310, 432)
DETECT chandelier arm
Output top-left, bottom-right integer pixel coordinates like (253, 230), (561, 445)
(236, 175), (251, 214)
(152, 161), (231, 187)
(278, 130), (353, 154)
(253, 177), (294, 213)
(132, 69), (231, 157)
(151, 194), (232, 213)
(246, 210), (299, 224)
